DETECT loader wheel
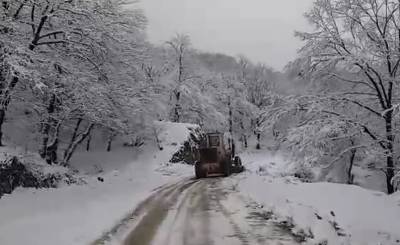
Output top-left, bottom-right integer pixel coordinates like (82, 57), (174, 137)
(223, 160), (231, 177)
(232, 156), (245, 173)
(195, 162), (205, 179)
(233, 156), (242, 166)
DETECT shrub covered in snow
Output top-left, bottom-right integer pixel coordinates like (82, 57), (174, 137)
(0, 156), (78, 198)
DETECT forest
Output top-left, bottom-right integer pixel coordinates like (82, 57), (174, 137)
(0, 1), (282, 168)
(1, 0), (400, 195)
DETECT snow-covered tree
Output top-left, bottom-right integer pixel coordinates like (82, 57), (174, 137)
(1, 0), (150, 164)
(236, 55), (278, 149)
(166, 34), (192, 122)
(266, 0), (400, 193)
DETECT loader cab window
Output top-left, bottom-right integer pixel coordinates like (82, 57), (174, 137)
(208, 135), (220, 147)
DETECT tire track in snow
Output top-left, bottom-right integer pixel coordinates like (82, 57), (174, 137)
(181, 180), (213, 245)
(93, 176), (301, 245)
(91, 178), (197, 245)
(217, 178), (301, 245)
(123, 179), (199, 245)
(208, 179), (254, 245)
(163, 180), (205, 245)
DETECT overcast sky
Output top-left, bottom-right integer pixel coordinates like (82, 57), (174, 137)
(138, 0), (314, 71)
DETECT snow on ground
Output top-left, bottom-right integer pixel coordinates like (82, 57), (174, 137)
(0, 121), (195, 245)
(239, 150), (294, 177)
(229, 150), (400, 245)
(3, 123), (398, 245)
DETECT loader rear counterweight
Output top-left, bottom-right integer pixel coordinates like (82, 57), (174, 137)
(194, 133), (244, 178)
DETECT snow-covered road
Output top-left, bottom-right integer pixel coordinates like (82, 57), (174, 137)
(100, 177), (300, 245)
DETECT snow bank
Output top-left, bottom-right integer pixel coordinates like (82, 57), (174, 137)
(153, 121), (199, 175)
(235, 151), (400, 245)
(154, 121), (199, 148)
(0, 121), (195, 245)
(0, 146), (76, 198)
(0, 145), (69, 176)
(240, 150), (292, 177)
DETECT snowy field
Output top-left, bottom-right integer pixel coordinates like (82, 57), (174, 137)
(0, 122), (195, 245)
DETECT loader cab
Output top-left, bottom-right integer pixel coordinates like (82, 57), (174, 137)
(208, 134), (220, 147)
(198, 133), (227, 165)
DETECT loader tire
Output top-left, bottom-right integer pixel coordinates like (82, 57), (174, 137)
(232, 156), (244, 173)
(223, 160), (231, 177)
(195, 162), (205, 179)
(233, 156), (242, 166)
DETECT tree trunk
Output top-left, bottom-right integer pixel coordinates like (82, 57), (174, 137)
(86, 133), (91, 152)
(0, 108), (5, 146)
(106, 140), (112, 152)
(40, 94), (56, 163)
(231, 141), (236, 158)
(42, 120), (61, 165)
(0, 60), (5, 147)
(173, 91), (181, 122)
(63, 123), (94, 165)
(228, 96), (234, 152)
(255, 117), (262, 150)
(0, 76), (19, 146)
(348, 144), (356, 185)
(256, 133), (261, 150)
(63, 118), (82, 160)
(106, 130), (115, 152)
(46, 137), (59, 165)
(239, 120), (247, 148)
(385, 111), (395, 194)
(178, 54), (183, 84)
(172, 48), (184, 123)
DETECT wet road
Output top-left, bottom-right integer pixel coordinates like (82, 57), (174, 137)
(94, 178), (300, 245)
